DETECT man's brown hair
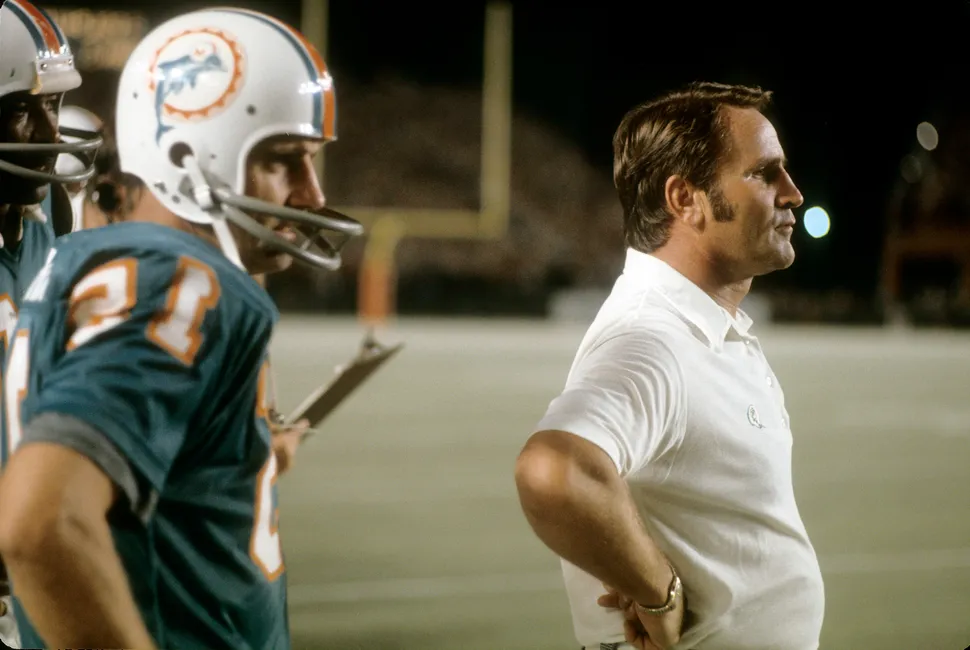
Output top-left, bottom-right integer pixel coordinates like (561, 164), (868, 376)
(612, 81), (773, 252)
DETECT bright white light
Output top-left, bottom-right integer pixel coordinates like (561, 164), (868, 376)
(803, 206), (830, 239)
(916, 122), (939, 151)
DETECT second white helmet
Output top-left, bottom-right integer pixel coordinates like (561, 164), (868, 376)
(115, 8), (363, 271)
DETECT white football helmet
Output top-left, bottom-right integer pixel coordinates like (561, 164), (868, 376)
(55, 105), (103, 179)
(56, 106), (104, 231)
(0, 0), (103, 184)
(115, 8), (363, 271)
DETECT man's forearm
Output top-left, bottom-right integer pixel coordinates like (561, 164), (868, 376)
(516, 435), (674, 605)
(5, 513), (156, 649)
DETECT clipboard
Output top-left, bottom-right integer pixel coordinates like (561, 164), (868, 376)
(284, 329), (404, 437)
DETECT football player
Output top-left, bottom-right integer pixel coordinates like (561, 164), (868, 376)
(0, 7), (361, 650)
(0, 0), (101, 317)
(0, 1), (100, 646)
(81, 132), (310, 476)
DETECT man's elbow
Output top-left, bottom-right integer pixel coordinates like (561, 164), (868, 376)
(0, 444), (112, 565)
(0, 480), (66, 565)
(514, 431), (579, 514)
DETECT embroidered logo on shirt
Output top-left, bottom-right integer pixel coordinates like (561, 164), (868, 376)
(747, 404), (765, 429)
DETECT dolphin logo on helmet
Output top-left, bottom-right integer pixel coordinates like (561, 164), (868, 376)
(150, 30), (243, 144)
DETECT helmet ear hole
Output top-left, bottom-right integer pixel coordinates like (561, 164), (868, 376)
(169, 142), (194, 168)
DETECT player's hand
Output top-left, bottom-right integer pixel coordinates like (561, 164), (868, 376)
(271, 418), (310, 475)
(597, 578), (686, 650)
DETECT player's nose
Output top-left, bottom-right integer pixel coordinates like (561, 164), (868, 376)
(288, 157), (325, 211)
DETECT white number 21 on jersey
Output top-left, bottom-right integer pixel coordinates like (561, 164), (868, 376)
(3, 255), (283, 579)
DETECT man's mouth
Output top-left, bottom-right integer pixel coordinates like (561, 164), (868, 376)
(254, 224), (300, 256)
(273, 226), (298, 243)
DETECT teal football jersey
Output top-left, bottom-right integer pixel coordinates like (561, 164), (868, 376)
(0, 195), (58, 346)
(0, 197), (59, 486)
(3, 221), (289, 650)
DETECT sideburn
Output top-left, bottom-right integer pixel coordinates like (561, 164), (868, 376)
(707, 186), (736, 223)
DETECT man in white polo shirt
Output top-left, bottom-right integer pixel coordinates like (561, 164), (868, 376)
(514, 81), (825, 650)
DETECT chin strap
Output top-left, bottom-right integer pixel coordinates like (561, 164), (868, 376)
(182, 153), (245, 271)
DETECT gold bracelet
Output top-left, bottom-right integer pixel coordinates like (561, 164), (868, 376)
(634, 565), (682, 616)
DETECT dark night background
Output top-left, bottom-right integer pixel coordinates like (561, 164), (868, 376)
(40, 0), (970, 305)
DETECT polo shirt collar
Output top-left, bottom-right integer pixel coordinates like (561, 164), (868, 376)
(622, 248), (754, 348)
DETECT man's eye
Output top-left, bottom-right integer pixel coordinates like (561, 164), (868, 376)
(758, 167), (781, 183)
(270, 155), (302, 171)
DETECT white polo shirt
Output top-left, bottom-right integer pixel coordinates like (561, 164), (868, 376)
(535, 249), (825, 650)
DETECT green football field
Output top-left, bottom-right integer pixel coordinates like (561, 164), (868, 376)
(269, 317), (970, 650)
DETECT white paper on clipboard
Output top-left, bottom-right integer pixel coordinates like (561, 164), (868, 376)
(285, 330), (404, 437)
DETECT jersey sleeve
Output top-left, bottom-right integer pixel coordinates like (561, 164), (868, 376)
(22, 250), (224, 494)
(534, 327), (687, 476)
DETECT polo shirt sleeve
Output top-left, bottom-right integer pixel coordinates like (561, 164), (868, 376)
(534, 328), (687, 476)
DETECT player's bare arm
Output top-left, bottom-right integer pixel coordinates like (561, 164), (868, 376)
(515, 430), (685, 645)
(0, 442), (156, 649)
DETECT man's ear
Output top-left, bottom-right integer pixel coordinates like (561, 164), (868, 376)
(663, 174), (706, 230)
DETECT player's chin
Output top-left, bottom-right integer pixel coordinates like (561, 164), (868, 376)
(250, 250), (294, 276)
